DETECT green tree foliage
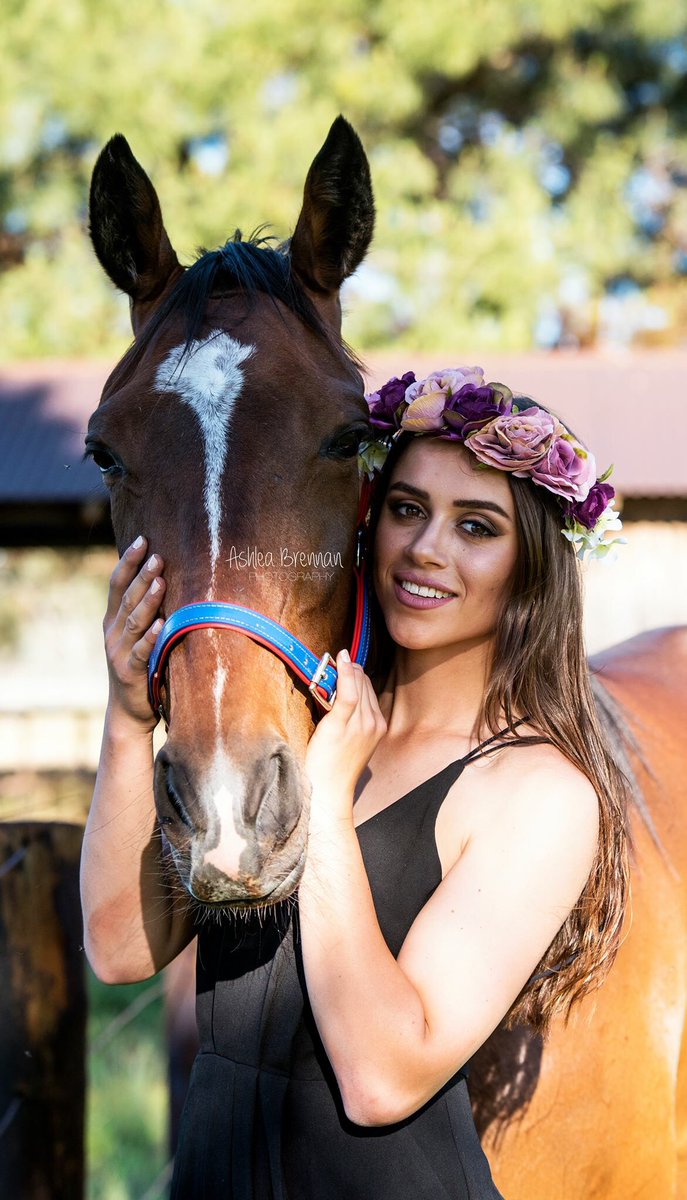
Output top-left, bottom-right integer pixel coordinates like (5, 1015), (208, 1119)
(1, 0), (686, 358)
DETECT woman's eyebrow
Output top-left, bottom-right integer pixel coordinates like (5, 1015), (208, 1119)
(387, 480), (511, 521)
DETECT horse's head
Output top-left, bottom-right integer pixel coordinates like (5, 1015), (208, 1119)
(87, 118), (374, 907)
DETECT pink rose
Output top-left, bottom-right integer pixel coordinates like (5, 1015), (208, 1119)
(402, 367), (484, 433)
(466, 407), (558, 471)
(530, 436), (597, 502)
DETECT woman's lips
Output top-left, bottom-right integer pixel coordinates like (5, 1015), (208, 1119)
(392, 578), (457, 609)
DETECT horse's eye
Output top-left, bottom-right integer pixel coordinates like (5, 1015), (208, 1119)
(326, 425), (370, 459)
(93, 449), (116, 472)
(85, 442), (121, 477)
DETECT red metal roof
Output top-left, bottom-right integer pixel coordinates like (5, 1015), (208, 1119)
(1, 352), (686, 501)
(0, 359), (110, 503)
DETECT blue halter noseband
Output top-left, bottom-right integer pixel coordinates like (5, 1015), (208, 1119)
(147, 483), (374, 716)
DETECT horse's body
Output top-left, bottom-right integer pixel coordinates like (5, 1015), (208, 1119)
(472, 626), (687, 1197)
(87, 123), (687, 1196)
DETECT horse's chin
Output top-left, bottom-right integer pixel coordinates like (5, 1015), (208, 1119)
(166, 838), (306, 909)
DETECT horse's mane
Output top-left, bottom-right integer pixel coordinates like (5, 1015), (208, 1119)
(117, 231), (352, 378)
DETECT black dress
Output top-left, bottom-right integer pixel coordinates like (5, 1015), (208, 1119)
(171, 734), (513, 1199)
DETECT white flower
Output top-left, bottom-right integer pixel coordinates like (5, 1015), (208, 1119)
(561, 501), (626, 562)
(358, 440), (391, 480)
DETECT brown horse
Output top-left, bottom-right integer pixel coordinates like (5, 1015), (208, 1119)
(472, 627), (687, 1198)
(87, 122), (687, 1196)
(87, 118), (374, 905)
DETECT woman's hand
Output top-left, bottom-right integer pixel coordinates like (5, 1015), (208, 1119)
(103, 535), (166, 730)
(304, 650), (387, 807)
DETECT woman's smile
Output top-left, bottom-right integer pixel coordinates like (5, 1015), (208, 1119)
(393, 575), (458, 608)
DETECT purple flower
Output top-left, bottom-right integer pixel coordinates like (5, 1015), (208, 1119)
(443, 382), (514, 437)
(366, 372), (416, 431)
(530, 436), (597, 502)
(565, 481), (615, 529)
(466, 407), (558, 471)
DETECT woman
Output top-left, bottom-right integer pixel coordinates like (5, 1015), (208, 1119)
(81, 365), (629, 1198)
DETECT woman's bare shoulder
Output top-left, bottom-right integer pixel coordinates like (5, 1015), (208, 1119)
(435, 729), (599, 877)
(494, 731), (595, 785)
(474, 731), (599, 816)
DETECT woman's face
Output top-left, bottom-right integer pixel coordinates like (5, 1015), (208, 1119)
(372, 438), (519, 655)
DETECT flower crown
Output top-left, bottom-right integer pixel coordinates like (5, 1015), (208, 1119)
(358, 367), (625, 562)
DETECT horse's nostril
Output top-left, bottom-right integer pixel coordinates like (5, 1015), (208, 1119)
(243, 751), (279, 823)
(160, 758), (195, 830)
(267, 752), (282, 804)
(243, 747), (300, 841)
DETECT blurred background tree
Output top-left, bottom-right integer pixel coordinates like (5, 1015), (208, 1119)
(1, 0), (686, 359)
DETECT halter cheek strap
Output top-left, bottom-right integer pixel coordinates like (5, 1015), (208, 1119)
(147, 478), (374, 715)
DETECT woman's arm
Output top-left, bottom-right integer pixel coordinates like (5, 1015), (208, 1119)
(80, 537), (196, 983)
(299, 655), (599, 1127)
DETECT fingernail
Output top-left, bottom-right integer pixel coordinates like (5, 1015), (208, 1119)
(152, 618), (164, 633)
(132, 535), (144, 550)
(340, 649), (350, 663)
(146, 554), (158, 570)
(150, 577), (162, 594)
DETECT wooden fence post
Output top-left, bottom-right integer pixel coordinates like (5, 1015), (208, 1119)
(0, 822), (86, 1200)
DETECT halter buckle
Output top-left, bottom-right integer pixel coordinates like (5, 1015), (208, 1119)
(308, 651), (336, 711)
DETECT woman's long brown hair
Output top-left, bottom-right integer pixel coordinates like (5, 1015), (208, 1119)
(364, 426), (631, 1035)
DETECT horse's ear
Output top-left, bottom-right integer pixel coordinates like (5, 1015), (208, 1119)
(89, 135), (181, 305)
(290, 116), (375, 295)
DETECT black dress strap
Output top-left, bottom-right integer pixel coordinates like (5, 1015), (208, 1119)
(458, 716), (550, 766)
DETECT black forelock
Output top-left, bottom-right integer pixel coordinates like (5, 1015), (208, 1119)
(119, 229), (347, 375)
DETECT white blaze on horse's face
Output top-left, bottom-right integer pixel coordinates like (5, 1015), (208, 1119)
(155, 330), (255, 593)
(199, 755), (250, 887)
(155, 333), (256, 888)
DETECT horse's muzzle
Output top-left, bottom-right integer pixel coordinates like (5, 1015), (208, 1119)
(154, 742), (308, 905)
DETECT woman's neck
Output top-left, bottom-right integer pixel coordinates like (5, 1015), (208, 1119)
(378, 638), (495, 740)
